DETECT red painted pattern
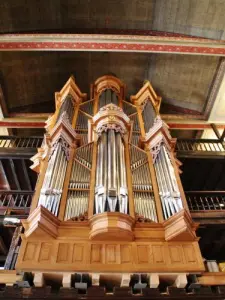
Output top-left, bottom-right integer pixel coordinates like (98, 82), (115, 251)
(0, 42), (224, 55)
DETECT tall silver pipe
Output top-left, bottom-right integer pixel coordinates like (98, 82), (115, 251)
(107, 130), (117, 212)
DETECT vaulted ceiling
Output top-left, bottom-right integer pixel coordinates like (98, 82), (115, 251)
(0, 0), (224, 117)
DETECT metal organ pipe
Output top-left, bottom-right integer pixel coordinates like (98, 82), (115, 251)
(95, 130), (128, 214)
(142, 101), (156, 133)
(154, 144), (183, 219)
(38, 95), (76, 216)
(38, 140), (68, 216)
(99, 89), (119, 109)
(130, 144), (157, 222)
(64, 143), (93, 221)
(56, 96), (74, 124)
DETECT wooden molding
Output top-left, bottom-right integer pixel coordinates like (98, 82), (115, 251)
(163, 209), (198, 242)
(198, 272), (225, 286)
(131, 81), (161, 114)
(55, 76), (87, 108)
(89, 212), (135, 241)
(22, 205), (60, 239)
(92, 104), (131, 137)
(49, 115), (80, 147)
(143, 117), (172, 150)
(0, 270), (23, 286)
(92, 75), (125, 100)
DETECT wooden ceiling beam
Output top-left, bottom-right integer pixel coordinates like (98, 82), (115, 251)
(220, 129), (225, 142)
(0, 160), (10, 190)
(9, 159), (21, 190)
(0, 84), (8, 117)
(1, 116), (225, 130)
(210, 123), (221, 140)
(21, 159), (32, 191)
(0, 237), (7, 255)
(0, 118), (46, 128)
(0, 33), (224, 56)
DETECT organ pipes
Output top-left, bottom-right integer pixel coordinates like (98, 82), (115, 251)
(94, 130), (128, 214)
(79, 99), (94, 116)
(130, 143), (158, 222)
(56, 96), (74, 124)
(64, 143), (93, 220)
(134, 191), (157, 222)
(38, 139), (69, 216)
(142, 100), (156, 133)
(98, 89), (119, 109)
(154, 144), (183, 219)
(65, 190), (89, 221)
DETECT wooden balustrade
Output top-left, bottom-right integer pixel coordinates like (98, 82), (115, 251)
(0, 136), (43, 149)
(0, 190), (33, 216)
(176, 139), (225, 157)
(186, 191), (225, 211)
(1, 136), (224, 155)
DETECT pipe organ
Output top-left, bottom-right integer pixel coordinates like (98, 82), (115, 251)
(17, 76), (204, 279)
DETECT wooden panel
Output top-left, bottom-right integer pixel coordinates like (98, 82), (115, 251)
(17, 240), (204, 272)
(23, 242), (38, 262)
(169, 245), (183, 263)
(120, 245), (132, 264)
(106, 245), (117, 264)
(39, 243), (52, 262)
(91, 244), (103, 264)
(152, 245), (165, 264)
(137, 245), (149, 264)
(72, 244), (84, 263)
(182, 244), (197, 263)
(57, 243), (70, 263)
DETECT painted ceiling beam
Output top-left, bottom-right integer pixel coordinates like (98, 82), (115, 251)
(0, 118), (46, 128)
(0, 33), (224, 56)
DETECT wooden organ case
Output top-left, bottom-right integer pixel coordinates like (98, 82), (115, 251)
(16, 76), (204, 282)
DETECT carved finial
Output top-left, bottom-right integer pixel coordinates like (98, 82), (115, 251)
(143, 79), (150, 86)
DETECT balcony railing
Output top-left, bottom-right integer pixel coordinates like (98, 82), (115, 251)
(186, 191), (225, 211)
(176, 139), (225, 157)
(0, 136), (43, 149)
(0, 190), (33, 216)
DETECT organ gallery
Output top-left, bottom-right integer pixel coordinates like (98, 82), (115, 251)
(16, 75), (204, 289)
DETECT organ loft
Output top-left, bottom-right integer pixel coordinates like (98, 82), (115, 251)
(15, 75), (204, 290)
